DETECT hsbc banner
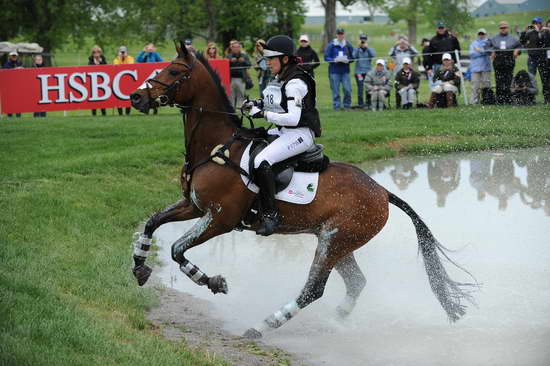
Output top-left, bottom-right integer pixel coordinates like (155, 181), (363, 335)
(0, 59), (230, 114)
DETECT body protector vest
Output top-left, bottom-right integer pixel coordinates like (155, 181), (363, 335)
(262, 64), (322, 137)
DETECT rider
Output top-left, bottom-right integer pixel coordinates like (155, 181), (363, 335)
(244, 35), (322, 236)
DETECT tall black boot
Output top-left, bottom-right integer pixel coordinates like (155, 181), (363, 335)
(255, 161), (279, 236)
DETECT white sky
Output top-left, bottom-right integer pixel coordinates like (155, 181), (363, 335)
(303, 0), (486, 16)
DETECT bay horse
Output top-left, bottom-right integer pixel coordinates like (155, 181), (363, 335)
(129, 42), (475, 339)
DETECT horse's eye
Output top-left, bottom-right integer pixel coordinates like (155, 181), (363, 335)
(169, 69), (179, 76)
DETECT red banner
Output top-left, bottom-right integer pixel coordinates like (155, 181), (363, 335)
(0, 59), (230, 114)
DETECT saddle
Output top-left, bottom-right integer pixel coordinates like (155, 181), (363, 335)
(248, 136), (329, 193)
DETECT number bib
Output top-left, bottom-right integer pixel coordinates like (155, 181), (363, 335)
(262, 80), (285, 113)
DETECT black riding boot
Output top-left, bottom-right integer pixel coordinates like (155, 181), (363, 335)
(256, 161), (279, 236)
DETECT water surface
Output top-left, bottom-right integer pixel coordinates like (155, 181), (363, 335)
(155, 148), (550, 366)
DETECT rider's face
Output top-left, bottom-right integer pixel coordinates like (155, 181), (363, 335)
(267, 57), (281, 74)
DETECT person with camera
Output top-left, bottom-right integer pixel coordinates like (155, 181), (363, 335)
(487, 21), (521, 105)
(510, 70), (538, 105)
(113, 46), (134, 115)
(136, 43), (163, 63)
(520, 17), (545, 78)
(226, 40), (251, 109)
(352, 34), (376, 108)
(388, 35), (418, 73)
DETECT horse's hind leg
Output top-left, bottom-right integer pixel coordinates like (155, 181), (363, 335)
(243, 228), (343, 339)
(132, 199), (201, 286)
(334, 253), (366, 318)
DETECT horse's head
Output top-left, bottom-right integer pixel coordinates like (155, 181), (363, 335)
(130, 41), (196, 113)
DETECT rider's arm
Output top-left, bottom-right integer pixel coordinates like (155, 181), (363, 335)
(264, 79), (308, 127)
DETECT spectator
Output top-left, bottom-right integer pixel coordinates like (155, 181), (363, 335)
(226, 40), (251, 108)
(428, 53), (461, 108)
(510, 70), (538, 105)
(32, 55), (47, 117)
(136, 43), (163, 63)
(365, 59), (391, 111)
(3, 50), (23, 69)
(487, 21), (521, 105)
(394, 57), (420, 109)
(295, 34), (320, 77)
(253, 39), (271, 95)
(184, 39), (196, 54)
(520, 17), (545, 78)
(204, 42), (219, 60)
(352, 34), (376, 108)
(113, 46), (134, 115)
(3, 51), (23, 118)
(539, 18), (550, 104)
(388, 35), (418, 72)
(469, 28), (492, 104)
(324, 28), (354, 110)
(88, 46), (107, 116)
(420, 38), (431, 72)
(426, 22), (461, 73)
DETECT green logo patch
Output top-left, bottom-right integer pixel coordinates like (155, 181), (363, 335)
(307, 183), (314, 192)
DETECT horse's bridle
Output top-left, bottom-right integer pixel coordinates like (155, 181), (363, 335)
(146, 60), (195, 107)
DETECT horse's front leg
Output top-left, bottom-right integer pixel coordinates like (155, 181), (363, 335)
(170, 207), (237, 294)
(132, 199), (201, 286)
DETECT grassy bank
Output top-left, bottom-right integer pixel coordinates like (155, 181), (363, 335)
(1, 105), (549, 365)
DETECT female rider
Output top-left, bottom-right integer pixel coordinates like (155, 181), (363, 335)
(244, 35), (321, 236)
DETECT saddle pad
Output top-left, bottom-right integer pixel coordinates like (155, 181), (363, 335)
(240, 142), (319, 205)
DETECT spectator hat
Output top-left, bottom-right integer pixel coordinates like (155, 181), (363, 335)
(498, 21), (509, 28)
(375, 59), (386, 66)
(442, 53), (452, 61)
(477, 28), (487, 34)
(359, 34), (368, 40)
(402, 57), (412, 65)
(437, 22), (445, 28)
(184, 39), (193, 45)
(532, 17), (542, 24)
(8, 51), (18, 56)
(299, 34), (309, 42)
(118, 46), (128, 53)
(336, 28), (345, 34)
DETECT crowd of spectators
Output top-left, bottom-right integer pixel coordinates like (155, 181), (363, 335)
(3, 15), (550, 118)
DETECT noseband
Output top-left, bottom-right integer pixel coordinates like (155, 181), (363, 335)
(147, 60), (195, 107)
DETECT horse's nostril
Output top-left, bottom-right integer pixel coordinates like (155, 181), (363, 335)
(131, 93), (141, 102)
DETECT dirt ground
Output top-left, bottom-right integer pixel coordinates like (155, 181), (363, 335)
(146, 278), (311, 366)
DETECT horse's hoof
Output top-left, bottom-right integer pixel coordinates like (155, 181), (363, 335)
(133, 264), (152, 286)
(336, 305), (351, 319)
(208, 275), (228, 294)
(243, 328), (262, 339)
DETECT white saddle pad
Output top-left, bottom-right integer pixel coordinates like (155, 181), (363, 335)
(240, 142), (319, 205)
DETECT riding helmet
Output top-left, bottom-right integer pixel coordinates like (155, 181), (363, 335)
(263, 35), (296, 58)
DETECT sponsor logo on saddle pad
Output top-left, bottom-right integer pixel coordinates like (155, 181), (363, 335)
(239, 142), (319, 205)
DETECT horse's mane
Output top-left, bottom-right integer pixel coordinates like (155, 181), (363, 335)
(195, 52), (242, 127)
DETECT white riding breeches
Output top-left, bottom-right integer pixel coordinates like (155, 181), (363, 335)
(432, 82), (458, 94)
(253, 127), (315, 169)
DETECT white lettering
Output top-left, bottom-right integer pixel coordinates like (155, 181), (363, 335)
(88, 72), (112, 101)
(68, 73), (88, 102)
(37, 74), (69, 104)
(138, 69), (163, 89)
(113, 70), (138, 100)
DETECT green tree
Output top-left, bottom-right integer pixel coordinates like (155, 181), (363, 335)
(320, 0), (358, 49)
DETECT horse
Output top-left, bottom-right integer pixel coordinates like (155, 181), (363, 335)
(129, 41), (476, 339)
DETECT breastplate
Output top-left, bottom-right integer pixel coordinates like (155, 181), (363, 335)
(262, 80), (286, 113)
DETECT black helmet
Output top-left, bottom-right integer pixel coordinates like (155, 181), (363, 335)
(263, 35), (295, 58)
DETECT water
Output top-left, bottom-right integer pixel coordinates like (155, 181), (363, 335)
(154, 148), (550, 366)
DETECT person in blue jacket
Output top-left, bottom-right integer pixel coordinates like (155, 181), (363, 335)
(352, 34), (376, 108)
(136, 44), (164, 63)
(324, 28), (354, 110)
(469, 28), (492, 104)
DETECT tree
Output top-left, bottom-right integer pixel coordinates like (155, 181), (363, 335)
(320, 0), (357, 50)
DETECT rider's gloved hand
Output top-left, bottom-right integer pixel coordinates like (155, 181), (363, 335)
(250, 105), (264, 119)
(241, 98), (254, 110)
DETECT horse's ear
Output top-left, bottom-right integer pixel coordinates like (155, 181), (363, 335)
(174, 40), (188, 58)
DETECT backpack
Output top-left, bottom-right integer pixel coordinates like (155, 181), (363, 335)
(481, 88), (495, 105)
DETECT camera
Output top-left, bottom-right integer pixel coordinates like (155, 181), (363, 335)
(528, 25), (534, 30)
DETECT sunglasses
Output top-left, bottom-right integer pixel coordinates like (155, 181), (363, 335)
(300, 40), (308, 43)
(499, 27), (508, 29)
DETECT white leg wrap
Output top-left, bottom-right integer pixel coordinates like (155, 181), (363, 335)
(258, 300), (300, 331)
(133, 233), (152, 258)
(337, 295), (357, 315)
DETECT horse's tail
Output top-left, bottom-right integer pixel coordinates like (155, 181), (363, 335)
(387, 190), (478, 322)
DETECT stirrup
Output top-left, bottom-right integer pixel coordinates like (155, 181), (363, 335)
(256, 212), (279, 236)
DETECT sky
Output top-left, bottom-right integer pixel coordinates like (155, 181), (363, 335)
(303, 0), (486, 16)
